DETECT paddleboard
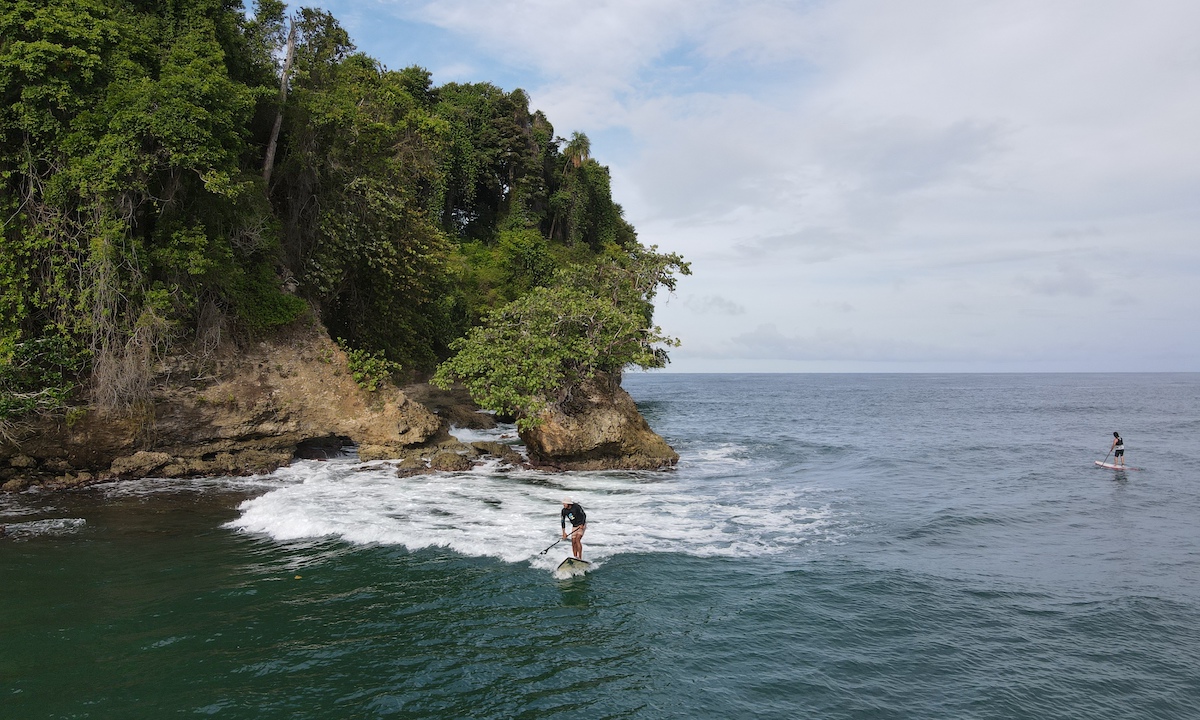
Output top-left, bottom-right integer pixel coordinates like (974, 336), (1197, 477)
(1095, 461), (1138, 471)
(556, 557), (591, 572)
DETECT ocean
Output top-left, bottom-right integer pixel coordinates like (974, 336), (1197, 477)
(2, 373), (1199, 719)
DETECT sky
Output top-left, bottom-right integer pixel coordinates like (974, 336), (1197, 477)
(306, 0), (1199, 372)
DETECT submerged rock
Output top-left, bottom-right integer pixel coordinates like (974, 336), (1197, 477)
(429, 450), (472, 472)
(470, 441), (524, 467)
(520, 372), (678, 471)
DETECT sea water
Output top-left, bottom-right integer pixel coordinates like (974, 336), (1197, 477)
(2, 374), (1199, 719)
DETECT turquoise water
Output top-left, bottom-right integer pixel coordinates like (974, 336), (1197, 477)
(3, 374), (1199, 718)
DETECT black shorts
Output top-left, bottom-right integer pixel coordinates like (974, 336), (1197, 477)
(1114, 448), (1124, 457)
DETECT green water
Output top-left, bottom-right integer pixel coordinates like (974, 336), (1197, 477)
(4, 491), (711, 718)
(6, 374), (1200, 718)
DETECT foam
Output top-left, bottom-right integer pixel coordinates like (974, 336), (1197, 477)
(95, 474), (288, 498)
(2, 517), (86, 538)
(553, 560), (591, 580)
(0, 494), (54, 518)
(685, 443), (755, 475)
(225, 446), (842, 569)
(448, 423), (521, 446)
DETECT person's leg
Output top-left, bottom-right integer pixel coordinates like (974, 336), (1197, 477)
(571, 525), (585, 559)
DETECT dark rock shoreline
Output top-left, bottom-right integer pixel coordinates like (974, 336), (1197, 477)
(1, 327), (676, 491)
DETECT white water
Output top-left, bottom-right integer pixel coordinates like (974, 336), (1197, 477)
(1, 491), (87, 538)
(224, 425), (842, 570)
(2, 517), (87, 538)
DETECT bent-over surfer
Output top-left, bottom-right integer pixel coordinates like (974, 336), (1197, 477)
(561, 498), (587, 559)
(1110, 431), (1125, 468)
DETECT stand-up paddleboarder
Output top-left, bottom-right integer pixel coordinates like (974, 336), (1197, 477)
(1110, 432), (1125, 468)
(561, 498), (587, 559)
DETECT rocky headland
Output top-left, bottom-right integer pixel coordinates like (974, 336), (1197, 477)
(0, 326), (676, 491)
(521, 371), (679, 471)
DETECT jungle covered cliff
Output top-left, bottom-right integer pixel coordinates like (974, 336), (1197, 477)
(0, 1), (687, 484)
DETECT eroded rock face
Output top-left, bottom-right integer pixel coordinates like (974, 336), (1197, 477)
(520, 372), (678, 471)
(0, 323), (442, 488)
(0, 327), (675, 487)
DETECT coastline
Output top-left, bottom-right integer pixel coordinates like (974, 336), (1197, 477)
(2, 326), (676, 492)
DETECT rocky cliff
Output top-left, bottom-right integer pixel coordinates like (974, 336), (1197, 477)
(521, 371), (679, 470)
(0, 324), (445, 490)
(1, 330), (676, 491)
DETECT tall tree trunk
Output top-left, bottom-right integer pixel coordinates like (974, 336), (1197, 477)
(262, 18), (298, 190)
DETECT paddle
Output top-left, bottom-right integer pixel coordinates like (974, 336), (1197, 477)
(538, 527), (581, 555)
(1100, 447), (1112, 466)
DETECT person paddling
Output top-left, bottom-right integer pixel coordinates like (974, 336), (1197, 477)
(560, 498), (587, 560)
(1110, 431), (1125, 468)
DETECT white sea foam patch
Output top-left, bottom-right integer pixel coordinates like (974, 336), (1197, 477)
(681, 443), (755, 476)
(96, 474), (289, 498)
(2, 517), (86, 537)
(226, 449), (839, 569)
(448, 423), (521, 446)
(0, 493), (53, 518)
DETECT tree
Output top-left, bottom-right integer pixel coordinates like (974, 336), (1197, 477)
(434, 247), (689, 428)
(1, 0), (686, 425)
(433, 82), (544, 242)
(0, 0), (299, 413)
(562, 131), (590, 172)
(267, 15), (458, 370)
(261, 12), (297, 188)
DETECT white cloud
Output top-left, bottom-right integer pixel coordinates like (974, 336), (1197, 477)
(723, 323), (957, 363)
(409, 0), (698, 81)
(682, 294), (747, 316)
(1019, 263), (1100, 298)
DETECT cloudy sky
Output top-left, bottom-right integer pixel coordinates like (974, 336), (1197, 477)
(309, 0), (1199, 372)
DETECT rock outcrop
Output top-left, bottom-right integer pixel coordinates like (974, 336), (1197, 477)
(0, 328), (677, 490)
(520, 371), (678, 471)
(0, 322), (443, 490)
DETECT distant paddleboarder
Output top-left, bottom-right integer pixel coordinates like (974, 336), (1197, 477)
(1110, 432), (1125, 468)
(560, 498), (587, 560)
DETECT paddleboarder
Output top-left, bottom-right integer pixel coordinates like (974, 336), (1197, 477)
(1110, 431), (1125, 468)
(561, 498), (587, 560)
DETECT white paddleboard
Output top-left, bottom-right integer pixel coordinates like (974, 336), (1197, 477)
(556, 557), (591, 574)
(1095, 461), (1139, 471)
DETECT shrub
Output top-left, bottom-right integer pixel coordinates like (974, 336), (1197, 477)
(338, 339), (402, 392)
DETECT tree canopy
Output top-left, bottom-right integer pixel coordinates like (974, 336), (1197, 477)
(0, 0), (687, 427)
(434, 247), (690, 427)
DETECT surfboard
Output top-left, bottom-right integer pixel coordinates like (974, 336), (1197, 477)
(1095, 461), (1139, 471)
(556, 557), (591, 572)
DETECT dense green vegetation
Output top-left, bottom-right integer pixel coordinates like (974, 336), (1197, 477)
(0, 0), (687, 428)
(434, 247), (687, 428)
